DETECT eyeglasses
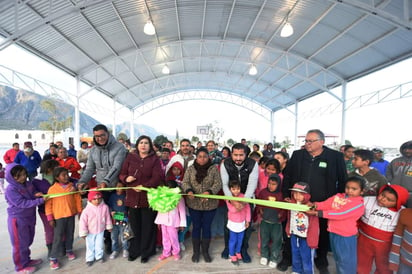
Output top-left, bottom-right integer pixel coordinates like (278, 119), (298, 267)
(304, 139), (320, 144)
(92, 198), (102, 200)
(94, 134), (107, 139)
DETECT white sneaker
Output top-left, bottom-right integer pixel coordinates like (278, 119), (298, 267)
(122, 250), (129, 258)
(269, 261), (277, 268)
(109, 251), (118, 260)
(260, 257), (268, 265)
(179, 242), (186, 251)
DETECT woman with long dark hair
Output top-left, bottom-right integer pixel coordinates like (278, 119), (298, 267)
(182, 147), (222, 263)
(119, 135), (162, 263)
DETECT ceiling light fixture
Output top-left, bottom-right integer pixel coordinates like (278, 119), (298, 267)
(162, 64), (170, 74)
(280, 22), (294, 38)
(249, 64), (258, 76)
(144, 20), (156, 35)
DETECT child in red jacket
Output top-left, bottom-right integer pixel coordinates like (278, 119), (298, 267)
(285, 182), (319, 274)
(307, 176), (365, 274)
(358, 184), (408, 274)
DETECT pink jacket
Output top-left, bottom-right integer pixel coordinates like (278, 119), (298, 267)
(154, 198), (187, 228)
(226, 193), (251, 223)
(79, 201), (113, 237)
(315, 193), (364, 237)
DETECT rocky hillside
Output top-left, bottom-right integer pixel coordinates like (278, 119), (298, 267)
(0, 85), (162, 138)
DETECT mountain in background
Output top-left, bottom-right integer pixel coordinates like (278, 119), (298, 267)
(0, 85), (163, 139)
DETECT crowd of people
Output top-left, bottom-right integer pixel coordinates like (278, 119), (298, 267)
(2, 125), (412, 274)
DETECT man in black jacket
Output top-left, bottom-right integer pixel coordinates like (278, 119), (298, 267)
(280, 129), (347, 274)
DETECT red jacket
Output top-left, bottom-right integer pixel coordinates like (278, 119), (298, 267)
(286, 196), (319, 249)
(57, 157), (82, 179)
(119, 152), (162, 208)
(3, 148), (20, 164)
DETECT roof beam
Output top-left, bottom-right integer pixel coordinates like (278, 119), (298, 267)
(0, 0), (112, 51)
(77, 40), (343, 82)
(199, 0), (207, 72)
(227, 0), (267, 75)
(327, 27), (398, 71)
(174, 0), (185, 73)
(332, 0), (412, 30)
(213, 0), (236, 72)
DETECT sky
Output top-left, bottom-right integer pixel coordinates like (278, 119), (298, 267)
(0, 37), (411, 149)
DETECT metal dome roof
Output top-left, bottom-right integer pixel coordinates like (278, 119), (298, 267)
(0, 0), (411, 114)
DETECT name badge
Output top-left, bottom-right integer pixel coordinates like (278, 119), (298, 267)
(319, 162), (327, 168)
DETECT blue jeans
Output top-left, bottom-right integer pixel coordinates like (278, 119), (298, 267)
(86, 232), (104, 262)
(291, 234), (315, 274)
(111, 224), (128, 252)
(188, 208), (216, 239)
(229, 230), (244, 256)
(329, 232), (357, 274)
(211, 205), (226, 237)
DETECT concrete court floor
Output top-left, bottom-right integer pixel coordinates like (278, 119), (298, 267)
(0, 196), (337, 274)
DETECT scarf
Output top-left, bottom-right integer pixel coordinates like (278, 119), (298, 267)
(193, 159), (213, 183)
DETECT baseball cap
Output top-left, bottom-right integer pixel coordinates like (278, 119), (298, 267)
(289, 182), (310, 194)
(371, 148), (383, 153)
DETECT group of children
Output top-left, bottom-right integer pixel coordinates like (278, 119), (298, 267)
(226, 159), (412, 274)
(5, 158), (412, 273)
(5, 161), (129, 273)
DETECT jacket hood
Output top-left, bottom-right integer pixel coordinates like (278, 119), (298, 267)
(5, 163), (19, 183)
(379, 184), (409, 211)
(400, 140), (412, 157)
(166, 161), (185, 181)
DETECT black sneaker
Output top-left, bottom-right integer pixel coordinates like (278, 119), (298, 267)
(241, 250), (251, 263)
(221, 248), (229, 259)
(318, 266), (330, 274)
(86, 261), (94, 267)
(277, 258), (291, 271)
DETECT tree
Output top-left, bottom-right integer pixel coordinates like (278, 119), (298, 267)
(154, 135), (169, 146)
(191, 136), (199, 144)
(226, 138), (235, 146)
(39, 99), (72, 143)
(280, 136), (292, 149)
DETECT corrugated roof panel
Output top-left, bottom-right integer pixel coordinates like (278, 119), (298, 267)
(374, 31), (412, 58)
(203, 1), (231, 38)
(1, 0), (411, 113)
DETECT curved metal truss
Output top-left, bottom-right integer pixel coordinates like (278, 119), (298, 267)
(133, 89), (273, 121)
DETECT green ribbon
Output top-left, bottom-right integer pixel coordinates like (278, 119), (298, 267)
(42, 186), (309, 212)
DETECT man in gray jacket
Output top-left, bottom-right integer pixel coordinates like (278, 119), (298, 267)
(77, 124), (127, 254)
(386, 140), (412, 207)
(78, 124), (127, 190)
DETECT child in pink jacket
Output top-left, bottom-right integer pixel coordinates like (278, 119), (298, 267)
(226, 180), (251, 266)
(155, 180), (187, 261)
(79, 189), (113, 267)
(307, 176), (365, 274)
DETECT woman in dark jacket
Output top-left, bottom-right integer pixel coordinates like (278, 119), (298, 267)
(119, 135), (162, 263)
(182, 147), (222, 263)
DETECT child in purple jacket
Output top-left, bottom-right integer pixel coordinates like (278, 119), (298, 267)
(5, 163), (47, 273)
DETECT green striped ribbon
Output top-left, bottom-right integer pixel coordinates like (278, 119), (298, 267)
(42, 186), (309, 212)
